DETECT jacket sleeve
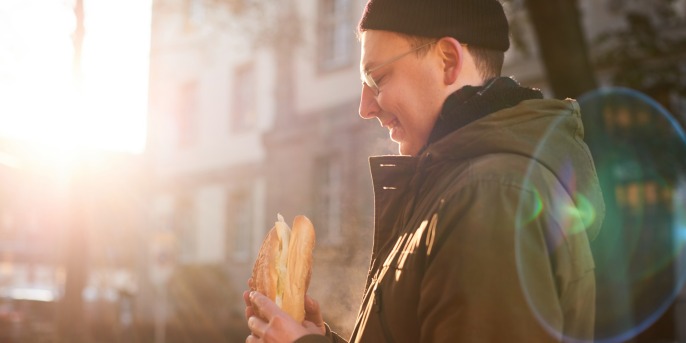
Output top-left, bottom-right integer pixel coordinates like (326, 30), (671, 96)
(417, 180), (567, 342)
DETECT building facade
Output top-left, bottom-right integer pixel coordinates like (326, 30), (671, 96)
(146, 0), (391, 334)
(146, 0), (686, 340)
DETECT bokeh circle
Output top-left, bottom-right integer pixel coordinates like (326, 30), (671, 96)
(514, 87), (686, 342)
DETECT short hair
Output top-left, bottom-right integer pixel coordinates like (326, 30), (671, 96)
(400, 34), (504, 81)
(467, 45), (504, 80)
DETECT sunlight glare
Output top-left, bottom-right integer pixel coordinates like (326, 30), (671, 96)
(0, 0), (151, 154)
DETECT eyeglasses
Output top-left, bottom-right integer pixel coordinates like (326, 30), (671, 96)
(361, 40), (438, 95)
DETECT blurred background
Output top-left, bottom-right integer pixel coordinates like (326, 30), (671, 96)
(0, 0), (685, 342)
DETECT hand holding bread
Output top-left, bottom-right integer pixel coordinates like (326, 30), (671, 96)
(251, 214), (315, 323)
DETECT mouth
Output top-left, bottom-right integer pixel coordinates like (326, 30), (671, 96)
(382, 118), (403, 142)
(382, 118), (399, 130)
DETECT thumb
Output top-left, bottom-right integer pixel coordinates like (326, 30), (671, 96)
(304, 294), (325, 331)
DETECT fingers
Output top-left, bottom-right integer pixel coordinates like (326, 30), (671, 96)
(304, 295), (318, 312)
(249, 291), (281, 322)
(304, 295), (323, 323)
(303, 295), (326, 335)
(245, 277), (257, 322)
(246, 293), (315, 343)
(248, 313), (309, 343)
(248, 316), (268, 339)
(244, 290), (252, 307)
(244, 291), (255, 320)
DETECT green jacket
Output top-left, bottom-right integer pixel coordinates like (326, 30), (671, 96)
(298, 97), (605, 343)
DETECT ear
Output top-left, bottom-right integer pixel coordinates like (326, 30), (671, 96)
(436, 37), (463, 85)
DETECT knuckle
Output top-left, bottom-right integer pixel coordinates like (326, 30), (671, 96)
(270, 315), (284, 327)
(269, 315), (287, 333)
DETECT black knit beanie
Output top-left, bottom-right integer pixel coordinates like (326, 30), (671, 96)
(358, 0), (510, 52)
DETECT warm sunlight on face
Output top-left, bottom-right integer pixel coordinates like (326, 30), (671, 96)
(0, 0), (151, 154)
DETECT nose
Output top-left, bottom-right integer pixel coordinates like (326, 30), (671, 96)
(359, 83), (380, 119)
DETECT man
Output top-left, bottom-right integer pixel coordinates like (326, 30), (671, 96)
(245, 0), (605, 342)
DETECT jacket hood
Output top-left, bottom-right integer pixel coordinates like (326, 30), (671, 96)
(425, 98), (605, 241)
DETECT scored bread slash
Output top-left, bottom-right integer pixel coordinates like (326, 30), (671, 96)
(251, 214), (316, 323)
(274, 214), (290, 308)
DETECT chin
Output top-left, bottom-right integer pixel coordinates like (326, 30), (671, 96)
(398, 145), (416, 156)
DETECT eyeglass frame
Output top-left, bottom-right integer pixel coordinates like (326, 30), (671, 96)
(361, 40), (439, 95)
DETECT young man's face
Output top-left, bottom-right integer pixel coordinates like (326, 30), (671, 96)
(359, 30), (446, 156)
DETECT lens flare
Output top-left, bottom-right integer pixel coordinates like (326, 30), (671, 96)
(514, 87), (686, 343)
(517, 187), (543, 225)
(584, 88), (685, 342)
(573, 193), (596, 234)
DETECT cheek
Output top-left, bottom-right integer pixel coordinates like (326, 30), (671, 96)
(408, 76), (443, 134)
(379, 63), (444, 134)
(415, 68), (444, 105)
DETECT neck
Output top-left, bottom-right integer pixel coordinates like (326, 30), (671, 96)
(455, 73), (486, 91)
(449, 48), (486, 94)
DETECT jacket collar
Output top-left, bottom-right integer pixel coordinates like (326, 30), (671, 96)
(425, 77), (543, 149)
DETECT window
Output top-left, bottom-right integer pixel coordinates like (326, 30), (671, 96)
(227, 190), (254, 262)
(232, 64), (257, 132)
(174, 195), (195, 260)
(186, 0), (205, 27)
(313, 155), (342, 244)
(176, 81), (197, 148)
(318, 0), (354, 71)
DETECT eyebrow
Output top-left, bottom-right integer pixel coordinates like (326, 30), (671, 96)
(361, 57), (387, 75)
(360, 45), (383, 73)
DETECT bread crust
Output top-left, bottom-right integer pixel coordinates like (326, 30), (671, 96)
(251, 215), (315, 323)
(283, 215), (315, 323)
(252, 227), (280, 302)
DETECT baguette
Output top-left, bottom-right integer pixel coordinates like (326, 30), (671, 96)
(251, 214), (315, 323)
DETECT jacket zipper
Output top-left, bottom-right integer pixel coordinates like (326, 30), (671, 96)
(373, 285), (396, 343)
